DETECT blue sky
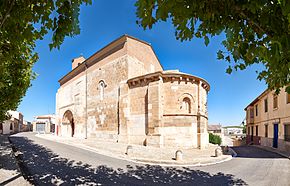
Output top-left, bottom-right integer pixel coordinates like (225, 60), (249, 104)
(18, 0), (266, 125)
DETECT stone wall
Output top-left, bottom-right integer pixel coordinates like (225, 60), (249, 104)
(261, 137), (290, 152)
(126, 84), (148, 144)
(127, 71), (209, 148)
(126, 37), (163, 74)
(86, 55), (129, 139)
(56, 35), (163, 140)
(56, 73), (86, 138)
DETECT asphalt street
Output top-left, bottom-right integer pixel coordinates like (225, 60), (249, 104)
(9, 132), (290, 186)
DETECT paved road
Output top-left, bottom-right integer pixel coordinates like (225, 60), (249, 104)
(9, 132), (290, 186)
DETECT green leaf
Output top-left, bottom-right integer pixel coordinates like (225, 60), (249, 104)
(226, 66), (233, 74)
(286, 86), (290, 94)
(0, 0), (90, 121)
(225, 56), (231, 62)
(204, 35), (209, 46)
(135, 0), (290, 93)
(217, 50), (224, 60)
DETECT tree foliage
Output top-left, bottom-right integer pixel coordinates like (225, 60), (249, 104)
(0, 0), (91, 121)
(135, 0), (290, 93)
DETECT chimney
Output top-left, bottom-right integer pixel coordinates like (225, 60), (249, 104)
(72, 56), (86, 70)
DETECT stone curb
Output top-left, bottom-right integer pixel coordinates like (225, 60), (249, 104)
(36, 134), (233, 167)
(131, 155), (232, 167)
(252, 145), (290, 160)
(228, 147), (238, 157)
(0, 136), (31, 186)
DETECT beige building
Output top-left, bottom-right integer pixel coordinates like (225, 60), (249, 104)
(22, 120), (32, 132)
(245, 87), (290, 152)
(56, 35), (210, 148)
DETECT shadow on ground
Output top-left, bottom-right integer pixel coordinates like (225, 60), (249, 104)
(232, 146), (286, 159)
(9, 135), (248, 185)
(0, 134), (24, 185)
(0, 134), (19, 172)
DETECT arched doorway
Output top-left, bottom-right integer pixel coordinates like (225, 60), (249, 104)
(62, 110), (74, 137)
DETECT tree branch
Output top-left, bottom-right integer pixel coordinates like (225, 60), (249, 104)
(235, 6), (273, 38)
(0, 0), (15, 29)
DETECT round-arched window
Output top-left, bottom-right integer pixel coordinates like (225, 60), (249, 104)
(99, 80), (106, 100)
(182, 97), (191, 113)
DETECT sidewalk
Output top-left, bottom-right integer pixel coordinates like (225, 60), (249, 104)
(37, 134), (232, 166)
(253, 145), (290, 159)
(0, 134), (30, 185)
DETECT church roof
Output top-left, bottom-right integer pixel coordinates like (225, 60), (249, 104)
(127, 70), (210, 91)
(58, 35), (162, 86)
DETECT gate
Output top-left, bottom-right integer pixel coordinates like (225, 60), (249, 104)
(36, 123), (45, 132)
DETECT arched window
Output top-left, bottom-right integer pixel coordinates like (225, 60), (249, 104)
(182, 97), (191, 113)
(99, 80), (106, 100)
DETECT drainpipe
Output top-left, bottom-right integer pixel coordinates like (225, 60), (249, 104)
(85, 62), (88, 139)
(117, 86), (120, 136)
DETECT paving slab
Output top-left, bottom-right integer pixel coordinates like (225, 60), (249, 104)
(0, 134), (30, 185)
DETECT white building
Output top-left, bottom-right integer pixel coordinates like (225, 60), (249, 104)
(223, 126), (244, 135)
(33, 115), (56, 134)
(0, 110), (23, 134)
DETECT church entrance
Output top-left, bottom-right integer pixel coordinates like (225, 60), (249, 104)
(63, 110), (75, 137)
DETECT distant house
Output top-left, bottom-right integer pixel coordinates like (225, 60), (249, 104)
(223, 126), (244, 135)
(21, 120), (32, 132)
(208, 124), (223, 135)
(0, 111), (23, 134)
(208, 124), (235, 146)
(33, 115), (56, 134)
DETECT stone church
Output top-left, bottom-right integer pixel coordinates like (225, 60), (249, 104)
(56, 35), (210, 148)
